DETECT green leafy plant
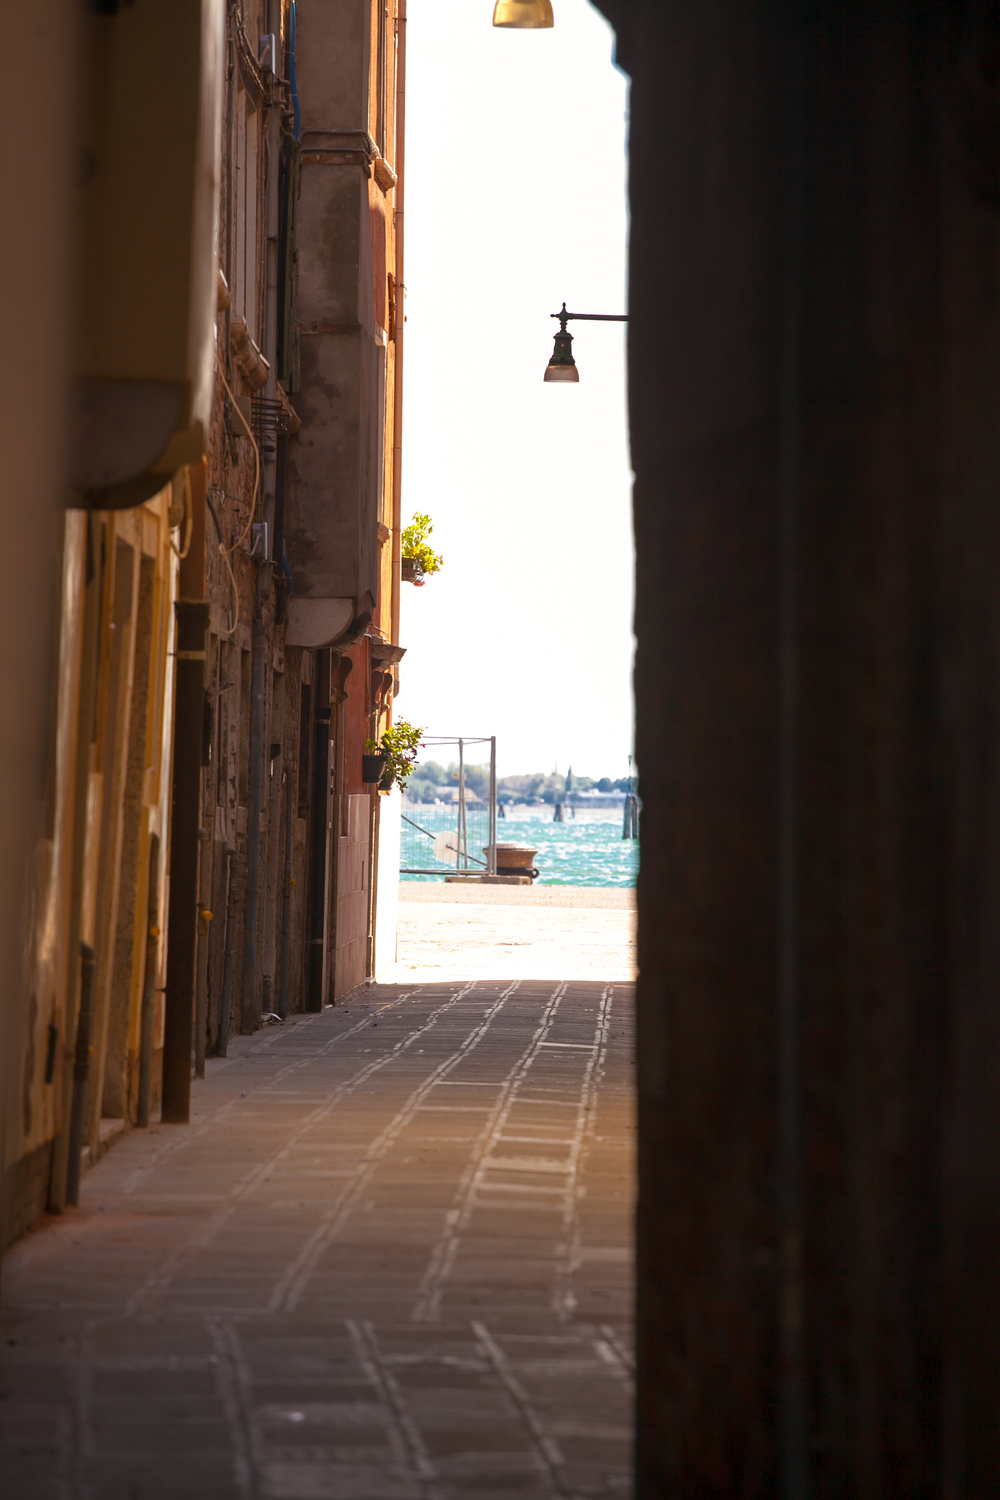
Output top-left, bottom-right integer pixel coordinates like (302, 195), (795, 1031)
(401, 513), (443, 585)
(365, 719), (424, 791)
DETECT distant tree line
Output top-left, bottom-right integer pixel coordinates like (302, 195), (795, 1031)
(405, 761), (632, 806)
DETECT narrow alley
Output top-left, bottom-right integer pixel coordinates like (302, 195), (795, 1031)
(6, 0), (1000, 1488)
(1, 901), (635, 1499)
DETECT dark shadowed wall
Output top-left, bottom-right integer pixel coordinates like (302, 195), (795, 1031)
(594, 0), (1000, 1492)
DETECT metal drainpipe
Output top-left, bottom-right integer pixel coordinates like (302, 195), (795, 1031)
(306, 651), (332, 1011)
(224, 24), (235, 382)
(367, 773), (378, 978)
(137, 834), (161, 1128)
(265, 0), (280, 410)
(161, 595), (209, 1123)
(162, 460), (210, 1121)
(274, 431), (290, 620)
(194, 826), (212, 1076)
(48, 516), (102, 1214)
(278, 769), (294, 1017)
(65, 943), (96, 1206)
(217, 845), (239, 1055)
(241, 579), (268, 1034)
(243, 1), (282, 1034)
(390, 0), (407, 651)
(329, 663), (348, 998)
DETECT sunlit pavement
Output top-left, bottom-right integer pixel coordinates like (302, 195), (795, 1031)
(1, 949), (635, 1497)
(394, 884), (636, 984)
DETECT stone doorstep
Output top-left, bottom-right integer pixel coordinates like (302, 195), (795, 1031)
(80, 1116), (128, 1174)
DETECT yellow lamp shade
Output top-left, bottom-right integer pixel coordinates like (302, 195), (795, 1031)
(492, 0), (554, 28)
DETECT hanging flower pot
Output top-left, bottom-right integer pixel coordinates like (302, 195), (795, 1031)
(364, 722), (424, 791)
(362, 750), (389, 784)
(401, 514), (442, 587)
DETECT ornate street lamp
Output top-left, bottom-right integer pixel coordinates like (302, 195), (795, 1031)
(543, 302), (628, 382)
(492, 0), (554, 27)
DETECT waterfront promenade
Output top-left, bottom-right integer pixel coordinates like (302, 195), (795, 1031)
(396, 882), (636, 985)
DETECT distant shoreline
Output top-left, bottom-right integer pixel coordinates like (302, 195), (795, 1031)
(406, 796), (629, 810)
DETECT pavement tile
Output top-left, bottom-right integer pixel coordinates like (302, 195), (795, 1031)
(2, 956), (634, 1498)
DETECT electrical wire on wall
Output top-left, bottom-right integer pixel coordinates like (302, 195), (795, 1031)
(206, 489), (241, 640)
(210, 348), (263, 639)
(217, 361), (260, 552)
(169, 469), (194, 560)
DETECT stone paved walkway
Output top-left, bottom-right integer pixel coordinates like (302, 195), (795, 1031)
(1, 974), (635, 1498)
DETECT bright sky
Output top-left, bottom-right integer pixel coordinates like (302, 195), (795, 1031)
(395, 0), (633, 781)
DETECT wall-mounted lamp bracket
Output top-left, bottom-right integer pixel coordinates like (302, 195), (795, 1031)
(544, 302), (628, 383)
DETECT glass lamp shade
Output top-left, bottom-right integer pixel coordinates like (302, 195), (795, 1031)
(544, 361), (579, 383)
(492, 0), (554, 28)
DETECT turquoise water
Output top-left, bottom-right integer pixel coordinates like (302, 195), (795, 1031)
(400, 805), (638, 888)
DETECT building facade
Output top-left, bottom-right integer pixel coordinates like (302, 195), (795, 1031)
(2, 0), (406, 1248)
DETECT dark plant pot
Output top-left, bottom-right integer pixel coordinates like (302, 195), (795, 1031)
(378, 766), (395, 792)
(362, 751), (389, 784)
(401, 558), (421, 583)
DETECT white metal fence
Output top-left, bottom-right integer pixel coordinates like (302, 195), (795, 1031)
(400, 736), (498, 879)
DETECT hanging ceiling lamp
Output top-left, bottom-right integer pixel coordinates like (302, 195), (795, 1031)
(492, 0), (554, 28)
